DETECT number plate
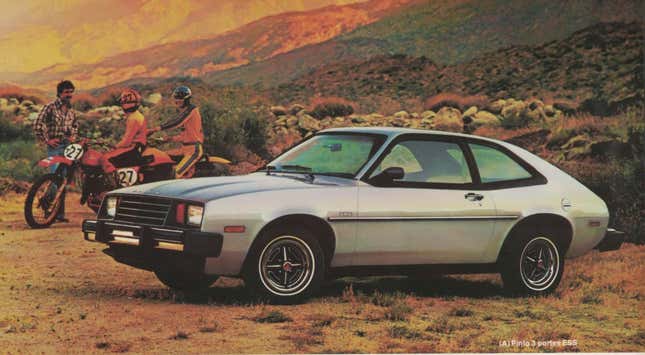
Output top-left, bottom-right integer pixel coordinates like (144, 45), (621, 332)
(117, 168), (139, 187)
(63, 144), (84, 161)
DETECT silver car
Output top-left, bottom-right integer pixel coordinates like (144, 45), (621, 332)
(83, 127), (624, 303)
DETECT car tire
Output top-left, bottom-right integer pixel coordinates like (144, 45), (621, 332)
(243, 225), (325, 304)
(500, 229), (565, 296)
(153, 266), (219, 292)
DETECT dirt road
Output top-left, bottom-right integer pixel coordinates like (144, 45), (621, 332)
(0, 192), (643, 353)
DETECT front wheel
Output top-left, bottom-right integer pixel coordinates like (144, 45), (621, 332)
(500, 232), (565, 296)
(154, 266), (219, 292)
(24, 173), (65, 229)
(243, 226), (325, 304)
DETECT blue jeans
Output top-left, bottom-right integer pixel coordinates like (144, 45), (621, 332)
(47, 144), (67, 219)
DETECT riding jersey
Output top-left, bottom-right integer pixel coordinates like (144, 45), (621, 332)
(160, 105), (204, 144)
(117, 110), (147, 149)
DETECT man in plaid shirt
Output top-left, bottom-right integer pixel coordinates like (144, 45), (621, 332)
(33, 80), (78, 222)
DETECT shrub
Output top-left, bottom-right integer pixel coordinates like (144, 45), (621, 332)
(310, 102), (354, 119)
(0, 140), (45, 181)
(72, 93), (99, 112)
(0, 112), (33, 142)
(384, 302), (413, 321)
(254, 310), (292, 323)
(424, 93), (488, 112)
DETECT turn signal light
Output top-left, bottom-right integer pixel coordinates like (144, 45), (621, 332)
(176, 203), (186, 224)
(224, 225), (245, 233)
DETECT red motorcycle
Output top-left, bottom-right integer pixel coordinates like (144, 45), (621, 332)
(24, 139), (229, 228)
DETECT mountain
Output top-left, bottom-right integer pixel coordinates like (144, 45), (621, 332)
(271, 22), (643, 115)
(11, 0), (417, 90)
(0, 0), (367, 74)
(206, 0), (642, 87)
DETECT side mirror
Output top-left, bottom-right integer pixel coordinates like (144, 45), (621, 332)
(369, 166), (404, 186)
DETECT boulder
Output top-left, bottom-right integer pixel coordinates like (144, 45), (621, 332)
(487, 99), (506, 113)
(500, 100), (527, 120)
(472, 111), (500, 127)
(462, 106), (478, 118)
(553, 100), (577, 115)
(270, 106), (287, 116)
(411, 112), (420, 119)
(286, 116), (299, 127)
(0, 98), (7, 107)
(393, 110), (410, 120)
(544, 105), (556, 117)
(421, 110), (436, 120)
(297, 114), (321, 132)
(20, 100), (34, 107)
(28, 112), (39, 121)
(289, 104), (305, 115)
(274, 117), (288, 126)
(351, 115), (367, 124)
(433, 107), (463, 132)
(9, 98), (19, 105)
(144, 93), (162, 105)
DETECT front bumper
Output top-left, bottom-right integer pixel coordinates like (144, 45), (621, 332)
(82, 219), (223, 257)
(594, 228), (625, 252)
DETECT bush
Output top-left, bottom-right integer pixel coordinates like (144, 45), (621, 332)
(201, 102), (268, 160)
(0, 140), (46, 182)
(0, 112), (33, 142)
(310, 102), (354, 119)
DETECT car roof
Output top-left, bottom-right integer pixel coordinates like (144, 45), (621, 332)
(319, 126), (505, 145)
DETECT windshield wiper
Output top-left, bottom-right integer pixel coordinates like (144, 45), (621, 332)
(266, 165), (315, 182)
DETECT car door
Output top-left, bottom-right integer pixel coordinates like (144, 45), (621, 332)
(353, 136), (497, 265)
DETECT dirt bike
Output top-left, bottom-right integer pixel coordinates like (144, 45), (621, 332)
(24, 138), (230, 229)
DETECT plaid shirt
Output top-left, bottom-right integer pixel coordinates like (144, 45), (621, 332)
(33, 98), (78, 143)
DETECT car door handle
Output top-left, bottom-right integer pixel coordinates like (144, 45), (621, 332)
(465, 192), (484, 201)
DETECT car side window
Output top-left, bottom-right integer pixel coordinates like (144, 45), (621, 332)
(469, 143), (533, 183)
(374, 140), (472, 184)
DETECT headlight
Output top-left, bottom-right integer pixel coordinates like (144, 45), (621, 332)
(106, 197), (118, 217)
(187, 205), (203, 226)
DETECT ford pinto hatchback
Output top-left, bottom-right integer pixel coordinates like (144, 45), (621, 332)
(83, 127), (624, 303)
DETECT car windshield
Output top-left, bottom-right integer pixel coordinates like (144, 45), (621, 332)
(268, 133), (385, 178)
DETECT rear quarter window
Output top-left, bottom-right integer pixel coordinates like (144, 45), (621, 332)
(470, 143), (533, 183)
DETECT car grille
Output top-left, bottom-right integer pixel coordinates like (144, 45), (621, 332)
(114, 195), (171, 226)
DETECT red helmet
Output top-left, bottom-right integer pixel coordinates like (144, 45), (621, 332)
(119, 88), (141, 112)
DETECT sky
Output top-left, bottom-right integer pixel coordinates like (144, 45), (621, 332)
(0, 0), (367, 73)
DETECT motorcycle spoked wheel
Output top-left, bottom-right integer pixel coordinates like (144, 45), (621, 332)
(24, 173), (65, 229)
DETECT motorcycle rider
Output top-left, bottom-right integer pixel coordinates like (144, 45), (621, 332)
(33, 79), (78, 223)
(151, 86), (204, 178)
(101, 88), (148, 175)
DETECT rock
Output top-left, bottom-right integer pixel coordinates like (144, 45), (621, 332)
(289, 104), (305, 115)
(553, 100), (577, 115)
(144, 93), (162, 105)
(321, 117), (333, 127)
(411, 112), (420, 119)
(274, 117), (287, 126)
(351, 116), (367, 123)
(391, 117), (407, 127)
(487, 99), (506, 113)
(0, 98), (7, 107)
(462, 106), (478, 118)
(270, 106), (287, 116)
(9, 98), (19, 105)
(20, 100), (34, 107)
(393, 110), (410, 120)
(500, 100), (527, 119)
(473, 111), (500, 127)
(286, 116), (299, 127)
(297, 114), (321, 132)
(433, 107), (463, 132)
(28, 112), (39, 121)
(421, 110), (436, 120)
(544, 105), (556, 117)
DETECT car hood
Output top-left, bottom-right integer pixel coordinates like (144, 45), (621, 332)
(111, 172), (355, 202)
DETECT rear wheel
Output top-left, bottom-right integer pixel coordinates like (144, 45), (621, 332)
(243, 226), (325, 304)
(500, 230), (565, 296)
(24, 173), (64, 229)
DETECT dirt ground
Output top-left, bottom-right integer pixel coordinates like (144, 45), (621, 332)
(0, 192), (643, 354)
